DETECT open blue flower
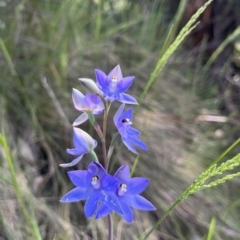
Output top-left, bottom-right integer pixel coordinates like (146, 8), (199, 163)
(60, 161), (123, 218)
(114, 104), (148, 154)
(72, 88), (104, 126)
(60, 127), (97, 167)
(96, 165), (156, 222)
(95, 65), (137, 104)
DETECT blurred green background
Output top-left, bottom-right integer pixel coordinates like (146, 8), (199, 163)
(1, 0), (240, 239)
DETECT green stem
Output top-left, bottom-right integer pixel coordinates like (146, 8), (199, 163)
(0, 38), (17, 76)
(110, 132), (120, 146)
(98, 97), (113, 239)
(89, 150), (99, 162)
(206, 138), (240, 171)
(130, 155), (140, 177)
(88, 113), (105, 165)
(97, 95), (113, 239)
(98, 95), (110, 170)
(107, 214), (113, 240)
(106, 132), (120, 162)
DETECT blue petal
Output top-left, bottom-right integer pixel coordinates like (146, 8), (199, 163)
(99, 191), (122, 215)
(95, 204), (112, 219)
(108, 96), (117, 102)
(66, 148), (86, 156)
(92, 101), (104, 115)
(72, 88), (88, 110)
(128, 127), (141, 137)
(67, 170), (89, 188)
(88, 161), (106, 179)
(125, 195), (156, 211)
(84, 193), (99, 218)
(93, 108), (104, 115)
(128, 136), (148, 151)
(95, 69), (107, 90)
(122, 137), (138, 154)
(72, 112), (89, 126)
(119, 93), (138, 105)
(114, 165), (130, 182)
(93, 140), (98, 148)
(107, 92), (122, 102)
(101, 174), (119, 191)
(119, 108), (133, 122)
(86, 93), (103, 110)
(107, 65), (123, 81)
(113, 104), (125, 126)
(127, 178), (148, 195)
(120, 201), (134, 223)
(86, 93), (100, 104)
(116, 122), (127, 137)
(116, 76), (134, 93)
(60, 187), (90, 202)
(59, 155), (83, 167)
(93, 140), (97, 148)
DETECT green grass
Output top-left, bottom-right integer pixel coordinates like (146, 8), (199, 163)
(1, 0), (240, 239)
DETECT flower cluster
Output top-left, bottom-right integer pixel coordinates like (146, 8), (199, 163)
(60, 65), (155, 223)
(60, 162), (155, 222)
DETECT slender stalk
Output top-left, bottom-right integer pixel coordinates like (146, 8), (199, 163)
(97, 95), (113, 239)
(89, 150), (99, 162)
(205, 138), (240, 171)
(97, 95), (109, 169)
(88, 114), (106, 167)
(130, 155), (140, 177)
(101, 101), (114, 239)
(102, 98), (108, 140)
(92, 122), (108, 168)
(107, 214), (113, 240)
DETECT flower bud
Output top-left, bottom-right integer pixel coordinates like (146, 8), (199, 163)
(78, 78), (100, 94)
(73, 127), (97, 150)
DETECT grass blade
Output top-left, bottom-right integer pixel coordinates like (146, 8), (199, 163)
(0, 134), (42, 240)
(139, 0), (214, 105)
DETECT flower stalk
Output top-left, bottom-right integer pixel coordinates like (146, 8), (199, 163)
(108, 214), (114, 240)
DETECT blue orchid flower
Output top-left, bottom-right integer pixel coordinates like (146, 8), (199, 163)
(60, 161), (123, 218)
(72, 88), (104, 126)
(95, 65), (137, 104)
(114, 104), (148, 154)
(60, 127), (97, 167)
(95, 165), (156, 223)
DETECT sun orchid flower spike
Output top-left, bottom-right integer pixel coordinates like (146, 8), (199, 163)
(95, 65), (137, 104)
(60, 127), (97, 167)
(96, 164), (156, 223)
(72, 88), (104, 126)
(114, 104), (148, 154)
(60, 162), (123, 218)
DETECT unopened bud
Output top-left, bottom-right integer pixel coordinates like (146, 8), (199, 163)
(78, 78), (99, 94)
(73, 127), (97, 150)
